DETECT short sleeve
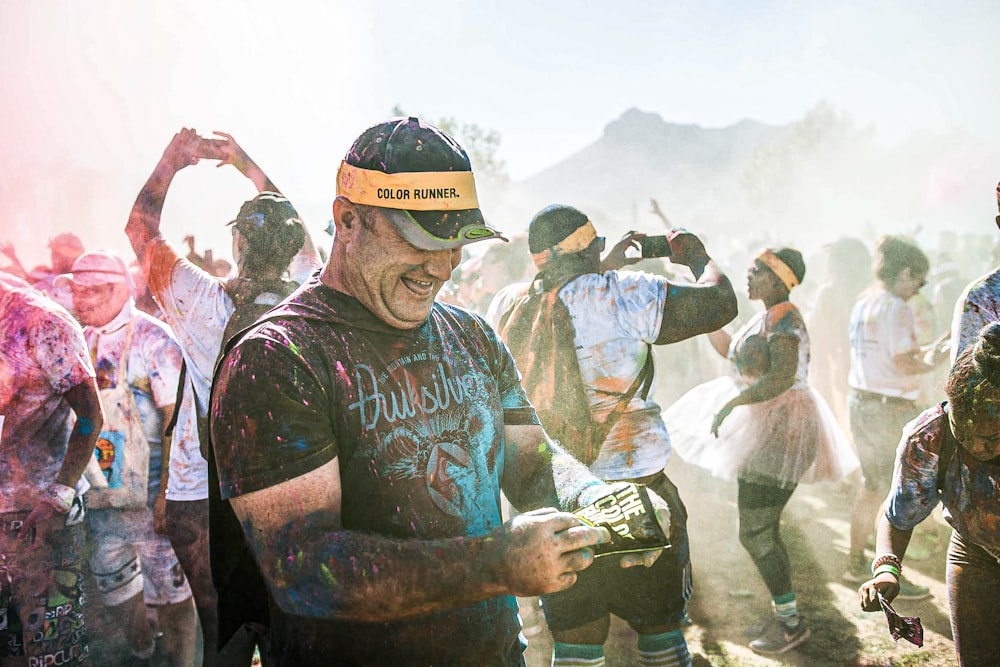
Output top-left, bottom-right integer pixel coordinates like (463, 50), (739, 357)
(492, 327), (539, 427)
(31, 311), (94, 393)
(884, 408), (946, 531)
(142, 326), (184, 409)
(210, 334), (337, 498)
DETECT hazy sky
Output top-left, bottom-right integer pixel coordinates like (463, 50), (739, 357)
(1, 0), (998, 267)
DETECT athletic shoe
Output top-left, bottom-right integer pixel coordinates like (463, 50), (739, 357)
(896, 576), (932, 601)
(743, 617), (770, 639)
(749, 620), (811, 655)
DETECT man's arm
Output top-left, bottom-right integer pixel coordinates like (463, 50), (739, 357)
(125, 128), (203, 265)
(153, 402), (174, 535)
(56, 380), (104, 488)
(500, 423), (671, 568)
(651, 230), (738, 344)
(20, 379), (104, 545)
(500, 423), (608, 512)
(228, 456), (607, 622)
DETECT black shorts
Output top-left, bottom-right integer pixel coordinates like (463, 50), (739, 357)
(540, 473), (691, 631)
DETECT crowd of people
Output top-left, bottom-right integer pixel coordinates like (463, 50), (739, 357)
(0, 117), (997, 667)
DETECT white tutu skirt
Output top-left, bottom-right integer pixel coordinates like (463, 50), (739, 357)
(663, 377), (860, 487)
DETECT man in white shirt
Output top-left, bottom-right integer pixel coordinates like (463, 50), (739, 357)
(61, 251), (197, 666)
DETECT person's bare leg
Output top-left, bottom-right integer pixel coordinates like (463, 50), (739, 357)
(551, 614), (611, 664)
(154, 597), (198, 667)
(850, 487), (882, 559)
(120, 592), (156, 660)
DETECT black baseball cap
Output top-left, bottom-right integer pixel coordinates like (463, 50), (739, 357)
(337, 117), (506, 250)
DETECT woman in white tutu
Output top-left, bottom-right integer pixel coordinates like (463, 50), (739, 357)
(664, 247), (858, 655)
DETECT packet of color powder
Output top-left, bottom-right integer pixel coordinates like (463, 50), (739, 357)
(877, 592), (924, 647)
(574, 483), (669, 557)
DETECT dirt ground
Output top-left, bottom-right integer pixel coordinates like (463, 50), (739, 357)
(521, 455), (959, 667)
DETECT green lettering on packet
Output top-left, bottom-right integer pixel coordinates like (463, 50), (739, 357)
(574, 483), (669, 557)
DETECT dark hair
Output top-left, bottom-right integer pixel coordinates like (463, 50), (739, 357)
(528, 204), (589, 254)
(945, 322), (1000, 426)
(769, 247), (806, 286)
(232, 193), (306, 278)
(873, 235), (929, 284)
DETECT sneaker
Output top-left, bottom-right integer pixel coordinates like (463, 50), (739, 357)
(749, 619), (811, 655)
(896, 576), (932, 601)
(743, 617), (771, 639)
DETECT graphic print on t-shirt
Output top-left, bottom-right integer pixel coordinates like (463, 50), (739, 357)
(347, 348), (491, 522)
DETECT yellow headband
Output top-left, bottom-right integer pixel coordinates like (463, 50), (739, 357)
(336, 161), (479, 211)
(757, 249), (799, 291)
(531, 220), (598, 267)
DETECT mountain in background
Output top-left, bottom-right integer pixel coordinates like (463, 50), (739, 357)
(486, 105), (997, 262)
(522, 107), (789, 209)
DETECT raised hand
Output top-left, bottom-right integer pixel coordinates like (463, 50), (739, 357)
(204, 131), (250, 170)
(666, 228), (710, 278)
(600, 231), (644, 272)
(159, 127), (205, 173)
(649, 198), (670, 227)
(204, 131), (278, 192)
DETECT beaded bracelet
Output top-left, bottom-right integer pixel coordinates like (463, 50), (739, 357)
(871, 553), (902, 575)
(873, 564), (901, 578)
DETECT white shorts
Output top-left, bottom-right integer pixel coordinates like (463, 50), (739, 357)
(86, 507), (192, 607)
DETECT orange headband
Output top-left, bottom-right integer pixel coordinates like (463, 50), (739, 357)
(757, 249), (799, 291)
(531, 220), (597, 267)
(336, 161), (479, 211)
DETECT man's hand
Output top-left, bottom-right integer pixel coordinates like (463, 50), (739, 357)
(205, 131), (251, 171)
(499, 507), (610, 596)
(17, 502), (65, 550)
(600, 231), (644, 272)
(204, 131), (278, 192)
(649, 198), (670, 227)
(667, 229), (710, 277)
(159, 128), (205, 174)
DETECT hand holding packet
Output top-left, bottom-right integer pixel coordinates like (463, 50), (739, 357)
(574, 483), (670, 557)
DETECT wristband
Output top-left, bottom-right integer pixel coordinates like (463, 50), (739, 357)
(873, 564), (901, 578)
(871, 553), (902, 575)
(42, 483), (76, 514)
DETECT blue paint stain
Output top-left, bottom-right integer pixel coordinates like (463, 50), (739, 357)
(78, 416), (95, 435)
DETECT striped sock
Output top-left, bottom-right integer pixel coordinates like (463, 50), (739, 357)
(552, 641), (605, 667)
(637, 629), (691, 667)
(772, 591), (800, 628)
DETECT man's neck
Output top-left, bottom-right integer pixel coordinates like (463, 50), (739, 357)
(91, 299), (133, 334)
